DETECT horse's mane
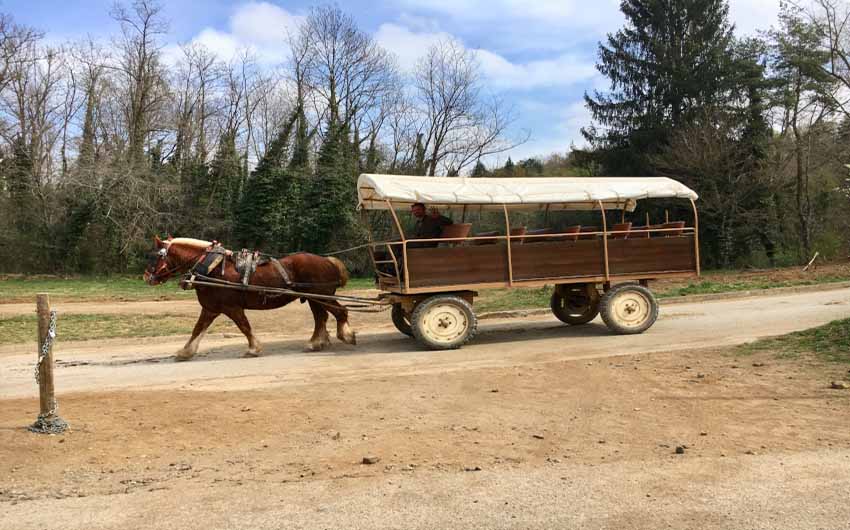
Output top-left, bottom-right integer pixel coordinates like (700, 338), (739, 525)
(169, 237), (213, 249)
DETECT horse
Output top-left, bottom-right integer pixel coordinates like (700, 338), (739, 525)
(143, 236), (356, 361)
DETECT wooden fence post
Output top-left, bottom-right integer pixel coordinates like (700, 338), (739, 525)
(29, 293), (68, 434)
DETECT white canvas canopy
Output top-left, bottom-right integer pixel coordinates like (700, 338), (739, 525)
(357, 174), (698, 212)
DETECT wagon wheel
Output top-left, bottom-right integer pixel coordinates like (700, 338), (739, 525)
(599, 283), (659, 334)
(411, 295), (477, 350)
(551, 284), (600, 325)
(391, 304), (414, 337)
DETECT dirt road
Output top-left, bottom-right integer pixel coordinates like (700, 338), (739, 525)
(2, 287), (849, 398)
(2, 287), (850, 529)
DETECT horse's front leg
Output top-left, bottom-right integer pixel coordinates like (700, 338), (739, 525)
(223, 307), (263, 358)
(176, 308), (219, 361)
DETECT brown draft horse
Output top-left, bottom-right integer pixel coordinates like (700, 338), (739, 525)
(144, 236), (356, 360)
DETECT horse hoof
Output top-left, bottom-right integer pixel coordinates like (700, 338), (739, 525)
(175, 354), (194, 362)
(306, 341), (327, 352)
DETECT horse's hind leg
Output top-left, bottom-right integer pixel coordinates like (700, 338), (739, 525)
(325, 300), (356, 346)
(307, 300), (331, 351)
(224, 307), (263, 358)
(177, 308), (219, 361)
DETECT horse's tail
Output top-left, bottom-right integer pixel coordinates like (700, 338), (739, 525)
(327, 256), (348, 289)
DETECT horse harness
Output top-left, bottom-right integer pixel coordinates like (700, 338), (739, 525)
(185, 243), (347, 292)
(187, 243), (292, 288)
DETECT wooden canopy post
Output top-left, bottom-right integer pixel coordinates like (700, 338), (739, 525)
(503, 204), (514, 286)
(690, 199), (701, 276)
(361, 209), (380, 273)
(30, 293), (68, 434)
(385, 200), (411, 291)
(598, 201), (610, 281)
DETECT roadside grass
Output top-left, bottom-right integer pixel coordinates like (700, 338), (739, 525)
(477, 287), (552, 313)
(661, 275), (850, 298)
(0, 313), (239, 345)
(476, 270), (850, 313)
(0, 275), (376, 304)
(737, 318), (850, 364)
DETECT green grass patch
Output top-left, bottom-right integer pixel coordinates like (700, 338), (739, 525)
(738, 318), (850, 364)
(659, 275), (850, 298)
(476, 286), (553, 313)
(0, 275), (377, 304)
(0, 313), (238, 345)
(0, 276), (193, 303)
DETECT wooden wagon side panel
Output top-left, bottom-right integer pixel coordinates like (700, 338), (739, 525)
(607, 235), (697, 275)
(406, 245), (509, 287)
(511, 240), (605, 281)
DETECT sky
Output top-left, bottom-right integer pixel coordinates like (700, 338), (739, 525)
(3, 0), (782, 164)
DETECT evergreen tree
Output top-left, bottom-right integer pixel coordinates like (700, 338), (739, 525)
(6, 136), (36, 235)
(503, 157), (514, 176)
(302, 117), (357, 253)
(519, 158), (544, 175)
(414, 133), (426, 175)
(234, 130), (289, 250)
(471, 160), (488, 177)
(584, 0), (735, 174)
(202, 130), (243, 241)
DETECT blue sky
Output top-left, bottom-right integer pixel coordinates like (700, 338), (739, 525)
(4, 0), (781, 164)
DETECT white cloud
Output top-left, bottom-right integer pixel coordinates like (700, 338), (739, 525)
(504, 101), (591, 161)
(477, 50), (597, 90)
(175, 2), (304, 65)
(395, 0), (782, 50)
(374, 23), (451, 70)
(395, 0), (623, 38)
(376, 23), (597, 90)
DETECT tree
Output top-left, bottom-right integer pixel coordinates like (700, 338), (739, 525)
(471, 160), (488, 177)
(806, 0), (850, 120)
(414, 38), (525, 175)
(768, 4), (838, 261)
(110, 0), (169, 167)
(302, 117), (356, 253)
(584, 0), (735, 174)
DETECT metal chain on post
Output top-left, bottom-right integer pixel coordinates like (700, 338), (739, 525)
(33, 310), (57, 386)
(29, 310), (67, 434)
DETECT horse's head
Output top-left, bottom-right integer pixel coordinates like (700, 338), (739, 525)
(144, 236), (211, 285)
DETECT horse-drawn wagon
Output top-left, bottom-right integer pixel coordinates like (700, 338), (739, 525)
(146, 173), (699, 359)
(358, 174), (700, 350)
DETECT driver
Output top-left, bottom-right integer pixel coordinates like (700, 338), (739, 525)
(410, 202), (453, 248)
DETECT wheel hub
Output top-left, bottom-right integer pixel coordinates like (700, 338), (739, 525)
(612, 293), (650, 327)
(422, 305), (467, 343)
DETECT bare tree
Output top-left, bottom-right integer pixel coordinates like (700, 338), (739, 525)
(805, 0), (850, 119)
(0, 14), (40, 95)
(170, 43), (220, 172)
(414, 38), (525, 176)
(110, 0), (169, 166)
(301, 5), (397, 138)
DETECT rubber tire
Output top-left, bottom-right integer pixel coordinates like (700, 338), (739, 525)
(391, 304), (414, 337)
(599, 283), (659, 334)
(551, 284), (600, 325)
(411, 295), (477, 350)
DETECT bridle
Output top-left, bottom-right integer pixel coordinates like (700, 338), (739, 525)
(147, 247), (188, 284)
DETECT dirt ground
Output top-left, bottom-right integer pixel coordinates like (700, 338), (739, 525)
(2, 287), (850, 529)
